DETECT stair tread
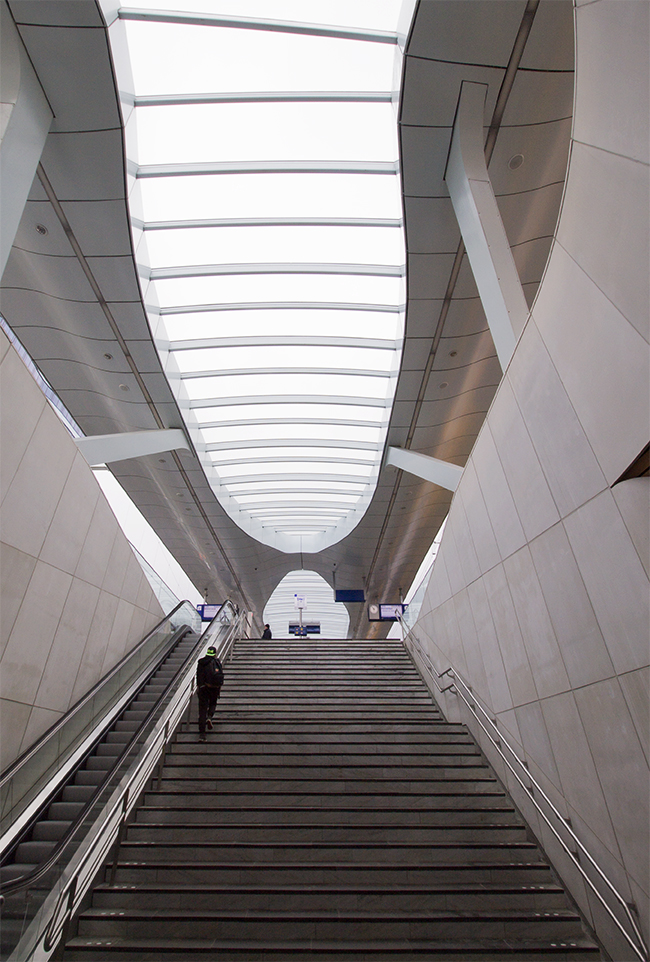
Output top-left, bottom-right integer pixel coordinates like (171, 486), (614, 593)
(65, 936), (600, 949)
(81, 908), (580, 920)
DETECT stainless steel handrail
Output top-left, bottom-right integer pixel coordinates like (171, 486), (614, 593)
(0, 624), (193, 896)
(0, 599), (196, 790)
(401, 621), (649, 962)
(8, 602), (245, 962)
(0, 600), (198, 850)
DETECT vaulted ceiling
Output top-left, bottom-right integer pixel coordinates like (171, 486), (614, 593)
(1, 0), (573, 635)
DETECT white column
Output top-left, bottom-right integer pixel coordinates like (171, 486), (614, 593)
(0, 2), (53, 278)
(445, 81), (529, 370)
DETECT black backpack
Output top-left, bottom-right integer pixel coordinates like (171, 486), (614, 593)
(198, 655), (224, 688)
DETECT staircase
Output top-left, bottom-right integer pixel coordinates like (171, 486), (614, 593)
(63, 638), (601, 960)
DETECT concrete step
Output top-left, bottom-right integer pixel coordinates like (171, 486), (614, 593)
(109, 861), (562, 888)
(159, 760), (492, 777)
(153, 776), (499, 794)
(62, 936), (603, 960)
(168, 743), (481, 757)
(143, 789), (509, 808)
(76, 907), (587, 942)
(174, 724), (468, 736)
(135, 805), (520, 825)
(116, 840), (541, 864)
(126, 823), (529, 843)
(92, 882), (569, 912)
(57, 637), (599, 961)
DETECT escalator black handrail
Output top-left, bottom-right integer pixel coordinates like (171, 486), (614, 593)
(5, 605), (244, 961)
(0, 619), (208, 897)
(0, 600), (196, 789)
(0, 624), (193, 892)
(0, 602), (241, 900)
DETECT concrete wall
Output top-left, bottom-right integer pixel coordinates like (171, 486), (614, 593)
(0, 327), (164, 771)
(412, 1), (648, 956)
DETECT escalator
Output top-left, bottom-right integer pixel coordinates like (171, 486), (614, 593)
(0, 600), (245, 961)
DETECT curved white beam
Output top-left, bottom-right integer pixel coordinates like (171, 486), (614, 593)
(134, 91), (393, 107)
(139, 217), (402, 231)
(189, 395), (389, 408)
(118, 9), (398, 44)
(75, 429), (189, 467)
(136, 159), (398, 178)
(222, 473), (370, 485)
(204, 438), (380, 452)
(444, 81), (528, 369)
(180, 367), (394, 380)
(160, 301), (404, 316)
(150, 262), (404, 280)
(170, 335), (398, 351)
(197, 418), (384, 429)
(387, 446), (463, 492)
(212, 455), (374, 466)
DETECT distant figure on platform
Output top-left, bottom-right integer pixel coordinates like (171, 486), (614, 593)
(262, 624), (272, 639)
(196, 645), (224, 741)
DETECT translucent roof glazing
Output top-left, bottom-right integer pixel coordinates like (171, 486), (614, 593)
(110, 1), (406, 553)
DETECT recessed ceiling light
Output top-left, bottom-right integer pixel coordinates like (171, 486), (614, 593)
(104, 353), (113, 360)
(119, 384), (129, 391)
(440, 382), (448, 389)
(35, 224), (48, 235)
(158, 458), (166, 463)
(449, 350), (457, 357)
(508, 153), (524, 170)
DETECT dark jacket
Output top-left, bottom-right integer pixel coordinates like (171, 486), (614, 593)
(196, 655), (224, 689)
(262, 627), (272, 639)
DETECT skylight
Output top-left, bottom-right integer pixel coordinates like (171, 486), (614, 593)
(107, 2), (407, 552)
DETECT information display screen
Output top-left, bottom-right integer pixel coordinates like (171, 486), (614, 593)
(197, 604), (221, 621)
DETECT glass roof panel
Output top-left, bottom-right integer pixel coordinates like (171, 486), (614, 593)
(163, 311), (401, 342)
(227, 480), (366, 492)
(138, 173), (402, 221)
(183, 373), (395, 400)
(209, 446), (377, 462)
(238, 492), (360, 503)
(124, 1), (401, 32)
(124, 21), (396, 95)
(216, 461), (374, 477)
(146, 226), (404, 270)
(201, 424), (382, 444)
(192, 403), (387, 424)
(154, 273), (402, 308)
(135, 103), (397, 166)
(172, 345), (395, 373)
(112, 2), (406, 551)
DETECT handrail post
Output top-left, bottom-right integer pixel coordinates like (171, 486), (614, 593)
(108, 791), (130, 886)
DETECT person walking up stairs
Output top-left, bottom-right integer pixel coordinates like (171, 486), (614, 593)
(63, 638), (602, 960)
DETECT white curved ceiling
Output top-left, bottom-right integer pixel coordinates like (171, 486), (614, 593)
(1, 0), (573, 634)
(115, 2), (407, 552)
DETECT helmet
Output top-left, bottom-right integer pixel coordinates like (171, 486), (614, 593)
(206, 646), (217, 656)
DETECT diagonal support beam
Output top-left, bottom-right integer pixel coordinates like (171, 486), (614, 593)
(387, 447), (463, 492)
(445, 81), (529, 370)
(76, 429), (189, 466)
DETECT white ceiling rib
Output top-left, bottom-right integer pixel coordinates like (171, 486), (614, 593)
(150, 264), (403, 280)
(159, 302), (403, 315)
(117, 8), (398, 44)
(139, 218), (402, 230)
(136, 161), (399, 178)
(134, 92), (393, 106)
